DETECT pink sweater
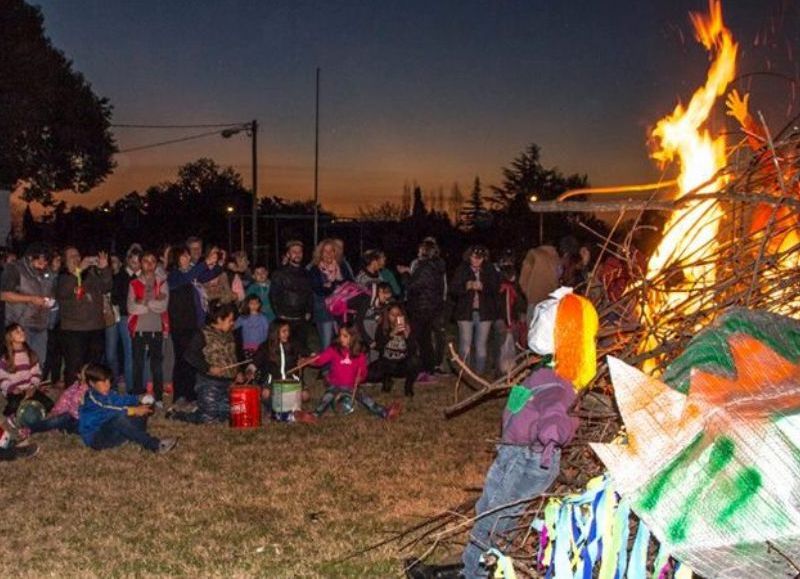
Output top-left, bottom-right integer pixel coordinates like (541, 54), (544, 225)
(313, 346), (367, 390)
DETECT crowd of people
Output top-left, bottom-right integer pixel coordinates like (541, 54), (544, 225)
(0, 232), (627, 461)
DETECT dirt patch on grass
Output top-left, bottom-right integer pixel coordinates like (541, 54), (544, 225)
(0, 378), (501, 577)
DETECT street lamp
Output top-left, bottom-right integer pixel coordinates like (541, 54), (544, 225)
(529, 194), (543, 245)
(226, 206), (234, 253)
(222, 120), (258, 261)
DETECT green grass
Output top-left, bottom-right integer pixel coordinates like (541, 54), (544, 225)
(0, 378), (502, 577)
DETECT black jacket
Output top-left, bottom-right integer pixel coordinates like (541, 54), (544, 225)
(450, 262), (500, 322)
(404, 257), (446, 315)
(112, 269), (135, 317)
(269, 264), (313, 320)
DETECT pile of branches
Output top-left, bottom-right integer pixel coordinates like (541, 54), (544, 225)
(382, 114), (800, 575)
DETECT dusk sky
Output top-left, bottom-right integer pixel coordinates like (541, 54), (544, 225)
(35, 0), (799, 216)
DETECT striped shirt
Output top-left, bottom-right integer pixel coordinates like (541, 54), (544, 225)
(0, 350), (42, 396)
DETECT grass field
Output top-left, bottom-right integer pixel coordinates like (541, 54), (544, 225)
(0, 377), (502, 577)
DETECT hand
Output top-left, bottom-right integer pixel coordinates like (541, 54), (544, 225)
(79, 257), (95, 271)
(97, 251), (109, 269)
(209, 366), (225, 377)
(304, 313), (311, 321)
(131, 405), (153, 416)
(473, 281), (483, 291)
(396, 265), (410, 274)
(234, 372), (245, 384)
(29, 295), (47, 307)
(725, 89), (750, 126)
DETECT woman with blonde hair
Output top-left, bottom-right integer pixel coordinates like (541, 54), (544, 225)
(309, 238), (354, 349)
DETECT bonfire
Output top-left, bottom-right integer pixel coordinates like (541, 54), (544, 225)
(390, 1), (800, 576)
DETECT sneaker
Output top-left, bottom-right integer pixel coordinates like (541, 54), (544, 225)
(13, 443), (39, 460)
(157, 438), (178, 454)
(385, 402), (402, 420)
(293, 410), (318, 424)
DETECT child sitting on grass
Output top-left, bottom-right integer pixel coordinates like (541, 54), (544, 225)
(79, 363), (177, 453)
(29, 368), (89, 435)
(306, 325), (401, 419)
(0, 323), (53, 429)
(366, 304), (419, 398)
(247, 321), (312, 422)
(170, 300), (244, 423)
(235, 294), (270, 356)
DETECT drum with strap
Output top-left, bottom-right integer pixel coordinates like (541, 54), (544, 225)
(229, 384), (261, 429)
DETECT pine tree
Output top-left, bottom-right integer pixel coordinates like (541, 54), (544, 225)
(460, 176), (485, 230)
(411, 185), (427, 217)
(448, 182), (464, 224)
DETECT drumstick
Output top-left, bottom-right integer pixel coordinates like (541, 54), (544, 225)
(284, 355), (319, 376)
(217, 359), (252, 372)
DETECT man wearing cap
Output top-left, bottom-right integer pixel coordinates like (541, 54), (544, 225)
(0, 243), (56, 363)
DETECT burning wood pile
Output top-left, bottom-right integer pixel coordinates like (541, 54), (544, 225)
(392, 1), (800, 576)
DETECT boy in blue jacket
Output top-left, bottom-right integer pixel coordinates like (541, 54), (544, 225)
(79, 364), (177, 454)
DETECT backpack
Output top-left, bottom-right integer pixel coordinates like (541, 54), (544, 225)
(325, 281), (369, 321)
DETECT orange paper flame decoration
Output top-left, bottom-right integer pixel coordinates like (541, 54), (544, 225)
(554, 294), (599, 390)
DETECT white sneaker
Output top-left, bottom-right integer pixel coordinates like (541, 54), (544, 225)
(157, 438), (178, 454)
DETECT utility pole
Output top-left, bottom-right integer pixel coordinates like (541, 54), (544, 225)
(313, 67), (320, 248)
(251, 119), (259, 261)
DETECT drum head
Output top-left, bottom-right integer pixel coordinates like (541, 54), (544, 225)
(334, 393), (355, 415)
(16, 400), (47, 428)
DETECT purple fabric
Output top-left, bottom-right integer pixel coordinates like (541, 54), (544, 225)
(501, 367), (579, 467)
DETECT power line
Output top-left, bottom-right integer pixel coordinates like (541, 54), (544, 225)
(118, 128), (230, 153)
(112, 122), (247, 129)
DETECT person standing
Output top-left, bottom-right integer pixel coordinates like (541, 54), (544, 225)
(167, 244), (222, 405)
(56, 248), (113, 386)
(111, 246), (142, 391)
(127, 251), (169, 405)
(451, 246), (500, 375)
(309, 238), (354, 350)
(0, 243), (56, 365)
(398, 239), (446, 378)
(269, 241), (314, 355)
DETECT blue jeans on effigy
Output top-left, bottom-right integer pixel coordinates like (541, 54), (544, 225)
(462, 445), (560, 578)
(89, 415), (159, 452)
(314, 386), (387, 418)
(457, 311), (492, 374)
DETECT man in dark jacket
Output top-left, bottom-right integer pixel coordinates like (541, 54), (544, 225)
(269, 241), (314, 354)
(56, 247), (113, 386)
(399, 239), (447, 376)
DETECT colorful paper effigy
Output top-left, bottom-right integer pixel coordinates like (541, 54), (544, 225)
(592, 309), (800, 578)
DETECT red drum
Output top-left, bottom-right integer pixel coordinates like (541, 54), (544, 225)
(229, 384), (261, 429)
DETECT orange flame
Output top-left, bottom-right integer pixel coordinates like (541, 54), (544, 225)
(646, 0), (737, 286)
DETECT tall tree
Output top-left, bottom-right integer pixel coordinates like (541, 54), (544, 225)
(411, 185), (427, 217)
(448, 182), (464, 223)
(490, 143), (588, 209)
(460, 176), (487, 231)
(0, 0), (116, 203)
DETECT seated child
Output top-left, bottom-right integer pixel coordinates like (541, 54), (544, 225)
(29, 371), (89, 435)
(236, 295), (270, 356)
(170, 300), (243, 423)
(366, 304), (419, 397)
(307, 325), (400, 419)
(0, 323), (53, 429)
(79, 363), (177, 453)
(247, 320), (312, 422)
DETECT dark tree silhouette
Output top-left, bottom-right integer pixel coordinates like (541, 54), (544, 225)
(460, 176), (488, 231)
(0, 0), (116, 202)
(490, 143), (588, 208)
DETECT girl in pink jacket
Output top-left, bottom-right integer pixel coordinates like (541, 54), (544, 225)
(308, 325), (400, 419)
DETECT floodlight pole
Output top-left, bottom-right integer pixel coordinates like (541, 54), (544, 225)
(313, 67), (320, 248)
(251, 119), (258, 261)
